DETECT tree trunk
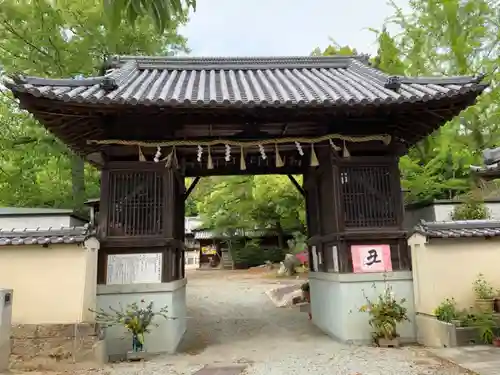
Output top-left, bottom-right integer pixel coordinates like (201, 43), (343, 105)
(276, 221), (284, 249)
(70, 152), (85, 213)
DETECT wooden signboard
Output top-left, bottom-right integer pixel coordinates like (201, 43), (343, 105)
(106, 253), (162, 285)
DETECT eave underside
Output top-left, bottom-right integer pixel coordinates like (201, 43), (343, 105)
(15, 91), (480, 172)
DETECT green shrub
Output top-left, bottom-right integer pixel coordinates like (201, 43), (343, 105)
(230, 239), (285, 268)
(433, 298), (458, 322)
(451, 200), (491, 220)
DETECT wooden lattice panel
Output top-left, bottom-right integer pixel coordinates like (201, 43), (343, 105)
(339, 165), (398, 228)
(106, 170), (164, 237)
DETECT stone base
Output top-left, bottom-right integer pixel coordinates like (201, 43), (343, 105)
(96, 279), (187, 358)
(10, 323), (100, 367)
(309, 271), (416, 345)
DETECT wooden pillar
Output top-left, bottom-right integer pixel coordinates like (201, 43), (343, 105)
(306, 149), (408, 274)
(96, 162), (186, 284)
(306, 147), (344, 273)
(161, 168), (185, 282)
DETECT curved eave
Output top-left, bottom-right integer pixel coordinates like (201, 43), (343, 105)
(6, 80), (487, 110)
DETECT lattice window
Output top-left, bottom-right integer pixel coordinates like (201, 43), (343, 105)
(339, 165), (398, 228)
(107, 170), (164, 237)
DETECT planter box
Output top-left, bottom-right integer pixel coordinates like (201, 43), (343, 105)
(416, 314), (482, 348)
(126, 351), (149, 361)
(377, 338), (400, 348)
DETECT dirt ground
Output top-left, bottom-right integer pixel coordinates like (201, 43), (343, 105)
(8, 269), (471, 375)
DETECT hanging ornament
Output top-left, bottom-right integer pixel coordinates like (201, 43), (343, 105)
(154, 146), (162, 163)
(240, 146), (246, 170)
(207, 145), (214, 169)
(165, 151), (172, 167)
(165, 146), (178, 169)
(275, 143), (284, 168)
(172, 146), (178, 168)
(310, 144), (319, 167)
(258, 144), (267, 160)
(225, 144), (231, 162)
(196, 145), (203, 162)
(138, 146), (146, 161)
(295, 141), (304, 156)
(342, 140), (350, 158)
(329, 139), (341, 152)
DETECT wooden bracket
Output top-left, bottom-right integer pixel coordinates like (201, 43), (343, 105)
(184, 176), (200, 201)
(287, 175), (305, 197)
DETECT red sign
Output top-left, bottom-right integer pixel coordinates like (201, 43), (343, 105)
(351, 245), (392, 273)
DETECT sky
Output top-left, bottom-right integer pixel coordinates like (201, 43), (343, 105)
(180, 0), (409, 57)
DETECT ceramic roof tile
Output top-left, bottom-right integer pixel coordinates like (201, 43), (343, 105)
(0, 226), (90, 246)
(414, 220), (500, 238)
(5, 55), (486, 108)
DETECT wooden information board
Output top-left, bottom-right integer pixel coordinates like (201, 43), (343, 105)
(106, 253), (162, 285)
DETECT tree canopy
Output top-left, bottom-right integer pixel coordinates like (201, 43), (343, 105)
(104, 0), (195, 33)
(0, 0), (497, 238)
(0, 0), (188, 211)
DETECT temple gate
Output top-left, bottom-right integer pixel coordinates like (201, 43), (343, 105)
(5, 55), (486, 351)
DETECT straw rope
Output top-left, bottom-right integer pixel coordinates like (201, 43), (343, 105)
(87, 133), (392, 147)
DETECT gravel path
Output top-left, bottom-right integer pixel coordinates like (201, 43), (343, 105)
(104, 270), (469, 375)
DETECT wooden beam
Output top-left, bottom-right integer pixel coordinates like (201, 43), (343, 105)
(184, 177), (200, 201)
(185, 164), (305, 177)
(287, 174), (305, 197)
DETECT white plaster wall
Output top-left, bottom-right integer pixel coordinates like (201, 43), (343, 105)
(0, 244), (91, 324)
(96, 280), (187, 357)
(185, 250), (200, 270)
(404, 205), (436, 230)
(433, 202), (500, 221)
(310, 271), (416, 344)
(404, 201), (500, 230)
(409, 234), (500, 315)
(0, 215), (85, 229)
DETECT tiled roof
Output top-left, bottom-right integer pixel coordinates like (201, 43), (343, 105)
(414, 220), (500, 239)
(470, 163), (500, 177)
(5, 55), (486, 108)
(0, 226), (89, 246)
(470, 147), (500, 178)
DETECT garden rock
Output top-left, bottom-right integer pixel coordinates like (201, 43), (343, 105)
(265, 284), (302, 307)
(282, 254), (300, 276)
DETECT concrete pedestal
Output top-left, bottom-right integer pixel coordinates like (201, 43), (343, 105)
(96, 279), (187, 360)
(309, 271), (416, 344)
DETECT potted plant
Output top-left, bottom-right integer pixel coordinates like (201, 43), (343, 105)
(359, 282), (409, 348)
(301, 282), (310, 302)
(495, 289), (500, 313)
(90, 300), (171, 360)
(473, 274), (496, 313)
(493, 337), (500, 347)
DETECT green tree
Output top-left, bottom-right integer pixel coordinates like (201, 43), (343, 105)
(375, 0), (500, 203)
(104, 0), (195, 33)
(311, 39), (358, 56)
(194, 176), (305, 248)
(0, 0), (187, 210)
